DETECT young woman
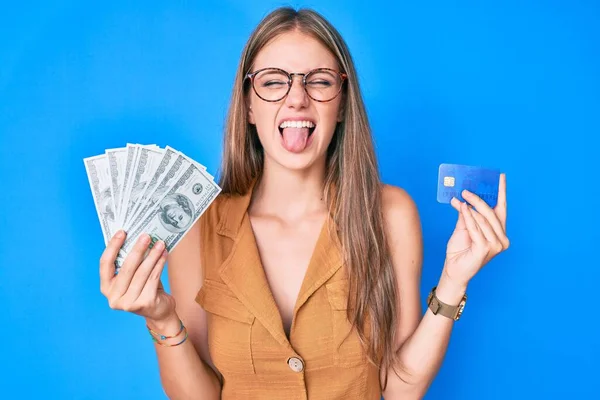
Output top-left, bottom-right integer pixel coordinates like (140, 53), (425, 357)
(99, 7), (509, 399)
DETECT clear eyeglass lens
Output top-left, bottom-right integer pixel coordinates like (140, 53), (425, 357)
(253, 69), (342, 101)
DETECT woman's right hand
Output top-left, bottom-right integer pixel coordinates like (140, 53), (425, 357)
(100, 230), (176, 323)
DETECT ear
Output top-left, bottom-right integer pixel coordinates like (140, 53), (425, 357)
(248, 104), (255, 125)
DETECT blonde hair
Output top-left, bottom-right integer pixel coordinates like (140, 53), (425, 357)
(218, 7), (400, 389)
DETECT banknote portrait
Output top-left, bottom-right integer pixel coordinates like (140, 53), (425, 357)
(129, 180), (147, 205)
(158, 193), (194, 233)
(99, 186), (115, 222)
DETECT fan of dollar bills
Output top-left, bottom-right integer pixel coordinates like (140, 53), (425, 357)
(83, 144), (221, 270)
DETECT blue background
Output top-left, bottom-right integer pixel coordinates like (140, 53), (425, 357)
(1, 1), (598, 399)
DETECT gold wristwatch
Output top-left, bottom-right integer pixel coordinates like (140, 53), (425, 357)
(427, 286), (467, 321)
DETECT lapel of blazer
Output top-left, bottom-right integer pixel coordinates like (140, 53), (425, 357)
(216, 180), (344, 345)
(216, 181), (289, 345)
(293, 216), (343, 314)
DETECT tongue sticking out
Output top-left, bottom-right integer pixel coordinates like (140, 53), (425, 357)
(281, 127), (310, 153)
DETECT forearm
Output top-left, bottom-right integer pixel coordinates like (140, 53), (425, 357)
(383, 274), (467, 399)
(147, 313), (221, 400)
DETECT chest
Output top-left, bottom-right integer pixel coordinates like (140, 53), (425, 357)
(249, 215), (325, 336)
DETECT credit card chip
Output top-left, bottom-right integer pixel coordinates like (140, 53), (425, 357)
(443, 176), (455, 187)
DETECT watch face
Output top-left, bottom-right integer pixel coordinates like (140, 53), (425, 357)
(455, 300), (466, 319)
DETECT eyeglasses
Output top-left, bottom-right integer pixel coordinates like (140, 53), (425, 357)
(245, 67), (348, 103)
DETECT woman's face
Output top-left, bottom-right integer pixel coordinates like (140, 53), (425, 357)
(248, 30), (344, 172)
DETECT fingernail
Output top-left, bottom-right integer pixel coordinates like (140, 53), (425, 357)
(116, 230), (125, 239)
(155, 241), (165, 251)
(139, 234), (150, 244)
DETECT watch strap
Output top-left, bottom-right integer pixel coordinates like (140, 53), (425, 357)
(427, 286), (467, 321)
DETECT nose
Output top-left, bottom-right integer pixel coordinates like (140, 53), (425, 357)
(284, 74), (309, 109)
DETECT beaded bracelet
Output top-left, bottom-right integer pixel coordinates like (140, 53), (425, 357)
(149, 327), (189, 347)
(146, 319), (185, 340)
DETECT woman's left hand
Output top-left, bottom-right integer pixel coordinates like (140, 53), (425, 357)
(442, 173), (510, 288)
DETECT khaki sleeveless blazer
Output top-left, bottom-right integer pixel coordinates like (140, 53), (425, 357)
(195, 184), (381, 399)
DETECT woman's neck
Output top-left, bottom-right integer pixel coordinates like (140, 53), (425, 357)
(250, 158), (327, 221)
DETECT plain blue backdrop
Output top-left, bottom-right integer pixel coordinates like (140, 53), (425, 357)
(1, 1), (598, 399)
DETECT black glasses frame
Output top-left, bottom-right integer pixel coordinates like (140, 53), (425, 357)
(245, 67), (348, 103)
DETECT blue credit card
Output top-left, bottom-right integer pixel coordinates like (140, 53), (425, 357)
(437, 163), (500, 208)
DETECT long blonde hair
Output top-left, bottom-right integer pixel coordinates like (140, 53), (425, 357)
(218, 7), (399, 388)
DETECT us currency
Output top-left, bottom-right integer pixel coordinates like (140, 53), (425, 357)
(83, 155), (117, 244)
(116, 162), (221, 268)
(106, 146), (129, 224)
(124, 150), (191, 232)
(124, 146), (181, 230)
(118, 145), (140, 226)
(116, 144), (140, 226)
(120, 145), (165, 228)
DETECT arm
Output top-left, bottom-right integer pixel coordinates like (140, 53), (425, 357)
(149, 219), (222, 400)
(379, 184), (432, 399)
(381, 178), (508, 399)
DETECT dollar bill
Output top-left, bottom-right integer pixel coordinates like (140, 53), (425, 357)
(116, 162), (221, 267)
(83, 155), (117, 244)
(124, 146), (180, 230)
(106, 146), (129, 224)
(84, 143), (221, 272)
(118, 145), (139, 227)
(125, 150), (191, 232)
(116, 144), (140, 226)
(121, 145), (165, 228)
